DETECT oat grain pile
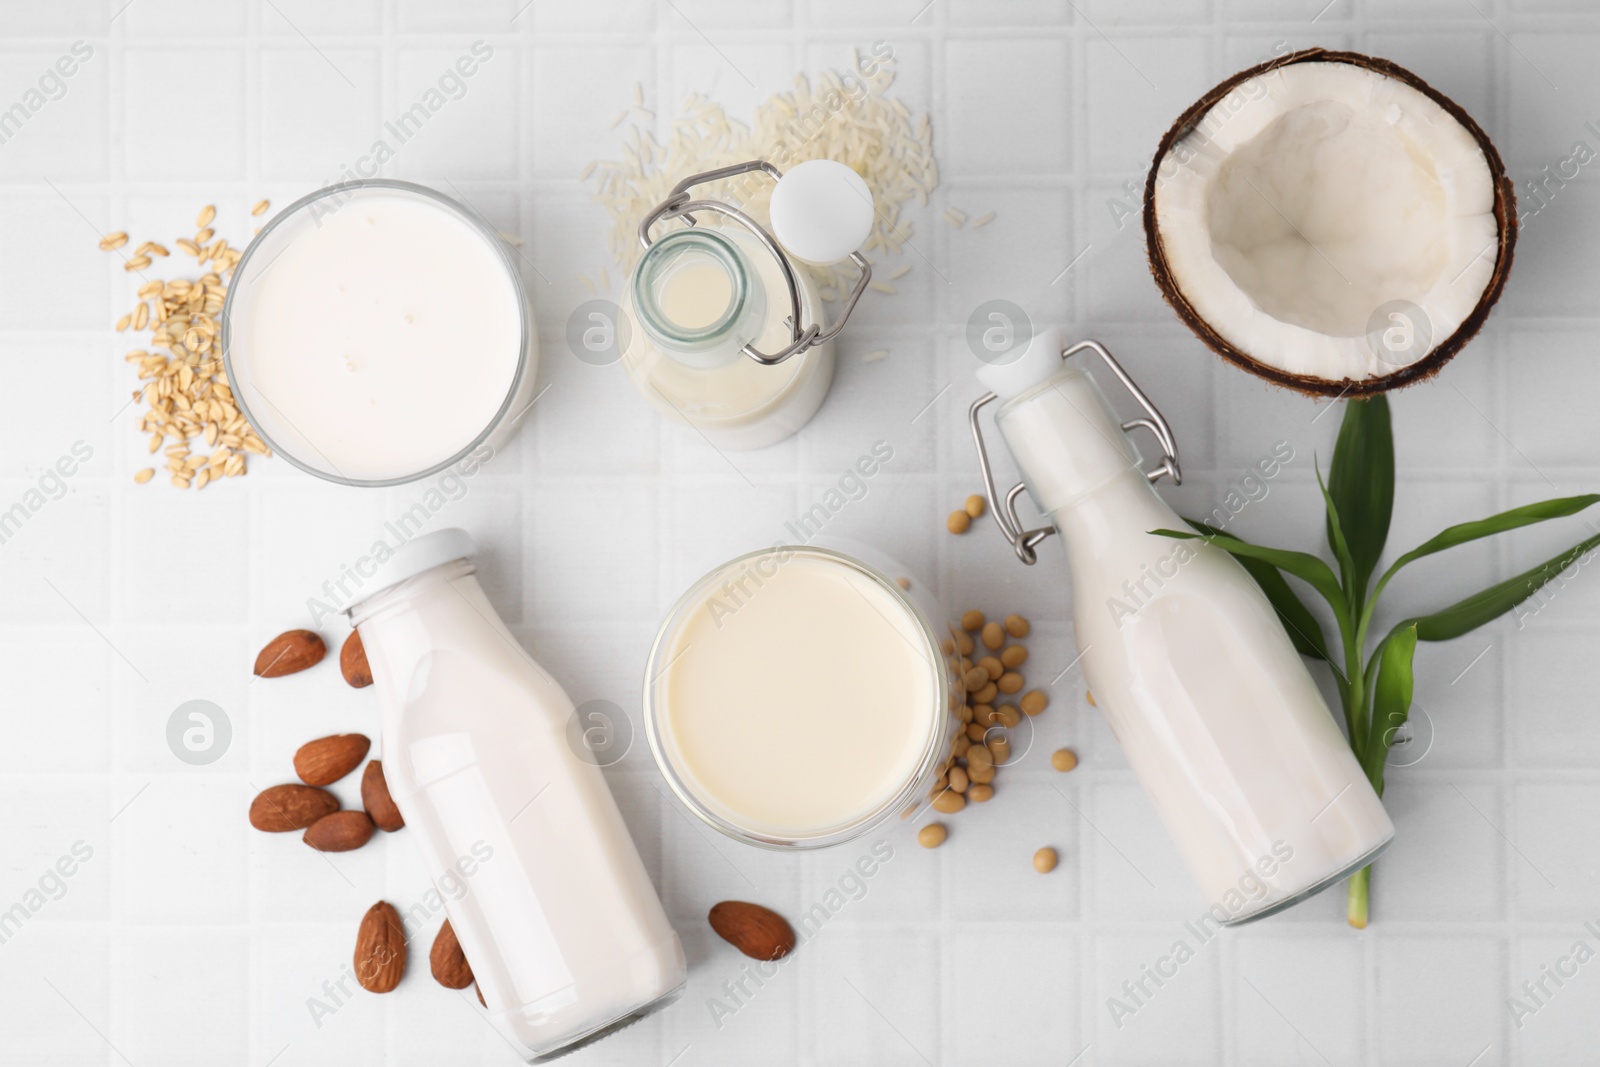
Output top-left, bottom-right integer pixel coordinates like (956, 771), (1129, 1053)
(100, 200), (272, 488)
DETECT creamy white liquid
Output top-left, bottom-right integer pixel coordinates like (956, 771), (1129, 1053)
(654, 551), (937, 840)
(998, 366), (1394, 920)
(230, 191), (524, 482)
(354, 555), (684, 1058)
(622, 227), (834, 450)
(659, 259), (734, 329)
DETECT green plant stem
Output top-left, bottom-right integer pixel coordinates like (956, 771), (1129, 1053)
(1347, 864), (1371, 929)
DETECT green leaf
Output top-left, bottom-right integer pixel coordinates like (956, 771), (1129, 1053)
(1327, 397), (1394, 597)
(1151, 528), (1348, 615)
(1184, 519), (1331, 662)
(1377, 495), (1600, 594)
(1363, 624), (1418, 786)
(1316, 462), (1358, 601)
(1403, 531), (1600, 642)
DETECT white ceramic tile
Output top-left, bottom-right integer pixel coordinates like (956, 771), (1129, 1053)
(0, 191), (109, 329)
(949, 926), (1081, 1062)
(1233, 932), (1366, 1067)
(811, 929), (941, 1065)
(1376, 781), (1504, 921)
(1509, 782), (1600, 920)
(1087, 779), (1205, 922)
(121, 0), (246, 37)
(121, 48), (246, 180)
(529, 44), (655, 178)
(391, 45), (521, 181)
(1376, 935), (1507, 1067)
(0, 776), (109, 924)
(1092, 929), (1221, 1066)
(1507, 933), (1600, 1067)
(0, 928), (109, 1066)
(1083, 35), (1213, 175)
(261, 0), (385, 36)
(0, 45), (109, 183)
(0, 636), (112, 774)
(259, 48), (384, 180)
(112, 775), (248, 924)
(941, 37), (1071, 177)
(111, 928), (251, 1066)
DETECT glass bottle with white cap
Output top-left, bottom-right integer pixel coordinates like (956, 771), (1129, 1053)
(620, 158), (876, 449)
(345, 528), (685, 1060)
(967, 329), (1395, 924)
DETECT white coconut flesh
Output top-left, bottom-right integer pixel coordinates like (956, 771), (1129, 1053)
(1153, 61), (1499, 382)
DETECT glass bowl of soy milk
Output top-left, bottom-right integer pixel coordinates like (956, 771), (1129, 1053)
(645, 544), (959, 849)
(222, 180), (535, 486)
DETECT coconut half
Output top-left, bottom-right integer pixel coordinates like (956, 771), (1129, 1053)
(1144, 49), (1516, 396)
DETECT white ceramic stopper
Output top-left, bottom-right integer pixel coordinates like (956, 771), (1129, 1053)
(768, 159), (873, 265)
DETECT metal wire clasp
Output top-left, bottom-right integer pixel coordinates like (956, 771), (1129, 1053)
(636, 159), (872, 367)
(967, 338), (1183, 565)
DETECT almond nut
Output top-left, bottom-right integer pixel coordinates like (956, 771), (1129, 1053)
(303, 810), (375, 852)
(354, 901), (406, 993)
(253, 629), (326, 677)
(707, 900), (796, 961)
(430, 919), (474, 989)
(362, 759), (404, 832)
(294, 733), (371, 786)
(340, 630), (373, 688)
(249, 783), (338, 832)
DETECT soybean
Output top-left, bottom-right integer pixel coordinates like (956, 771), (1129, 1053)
(1004, 614), (1031, 639)
(949, 766), (970, 793)
(997, 671), (1024, 695)
(932, 789), (966, 814)
(968, 784), (994, 803)
(972, 681), (998, 705)
(965, 494), (987, 519)
(960, 609), (985, 632)
(918, 823), (948, 849)
(977, 655), (1003, 681)
(1051, 748), (1079, 772)
(981, 621), (1005, 650)
(1033, 847), (1058, 874)
(963, 666), (989, 692)
(947, 510), (971, 535)
(1020, 690), (1049, 717)
(1000, 645), (1028, 669)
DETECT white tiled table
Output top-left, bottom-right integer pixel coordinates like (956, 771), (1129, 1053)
(2, 1), (1599, 1064)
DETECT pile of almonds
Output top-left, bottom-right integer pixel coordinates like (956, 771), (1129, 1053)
(918, 610), (1078, 869)
(249, 626), (481, 1000)
(99, 201), (272, 488)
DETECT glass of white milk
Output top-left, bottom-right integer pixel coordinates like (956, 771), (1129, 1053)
(644, 544), (960, 849)
(222, 180), (535, 485)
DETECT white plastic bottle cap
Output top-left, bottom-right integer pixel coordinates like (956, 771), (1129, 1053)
(975, 326), (1066, 402)
(349, 527), (477, 609)
(769, 159), (874, 266)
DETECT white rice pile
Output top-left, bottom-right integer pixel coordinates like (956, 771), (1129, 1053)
(587, 54), (939, 300)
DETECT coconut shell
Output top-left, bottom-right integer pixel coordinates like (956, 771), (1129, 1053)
(1142, 48), (1517, 398)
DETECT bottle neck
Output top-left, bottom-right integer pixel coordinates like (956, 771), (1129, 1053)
(630, 228), (767, 369)
(996, 366), (1145, 516)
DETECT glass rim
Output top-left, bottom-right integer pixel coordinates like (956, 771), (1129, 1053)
(631, 228), (751, 349)
(220, 178), (533, 489)
(642, 544), (951, 851)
